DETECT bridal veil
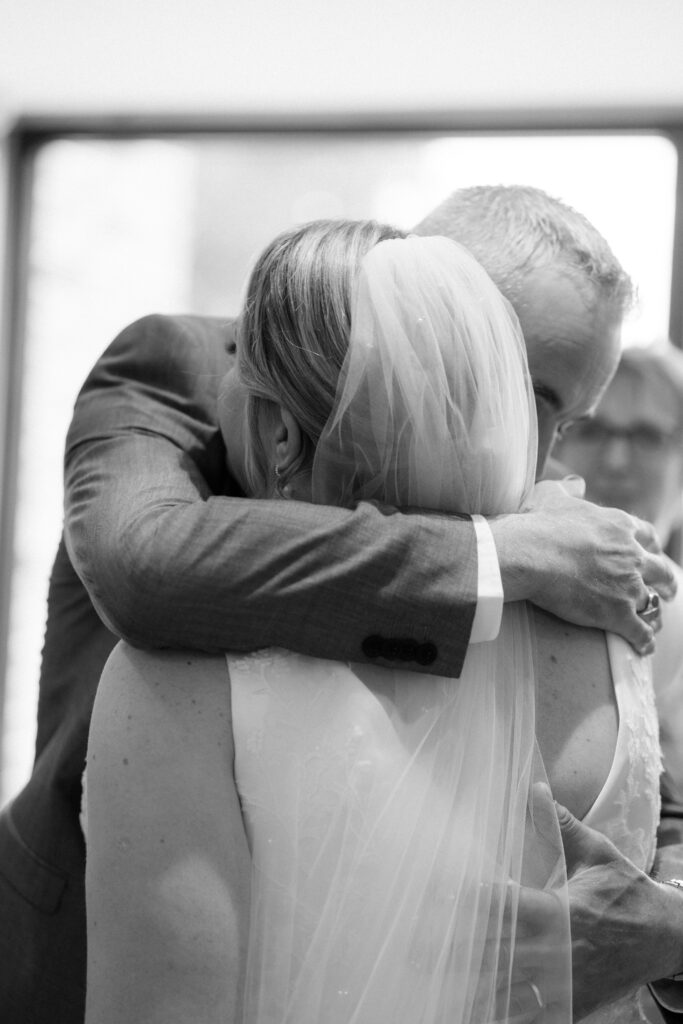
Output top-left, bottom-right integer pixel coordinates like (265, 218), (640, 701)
(229, 235), (572, 1023)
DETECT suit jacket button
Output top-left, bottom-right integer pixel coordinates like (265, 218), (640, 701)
(397, 639), (417, 661)
(384, 639), (410, 661)
(362, 635), (383, 659)
(415, 642), (437, 666)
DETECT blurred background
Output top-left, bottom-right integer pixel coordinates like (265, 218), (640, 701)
(2, 0), (683, 804)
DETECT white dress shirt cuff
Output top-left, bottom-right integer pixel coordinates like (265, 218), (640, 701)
(470, 514), (504, 643)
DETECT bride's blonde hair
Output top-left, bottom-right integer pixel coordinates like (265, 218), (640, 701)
(237, 218), (405, 495)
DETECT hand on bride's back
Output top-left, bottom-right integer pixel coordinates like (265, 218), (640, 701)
(507, 790), (683, 1021)
(489, 478), (676, 657)
(556, 800), (683, 1020)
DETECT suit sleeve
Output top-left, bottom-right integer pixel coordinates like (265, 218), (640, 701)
(64, 314), (478, 677)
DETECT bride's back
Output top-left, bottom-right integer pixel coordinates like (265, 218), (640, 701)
(532, 607), (618, 819)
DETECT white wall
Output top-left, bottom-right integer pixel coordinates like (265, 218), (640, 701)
(2, 0), (683, 118)
(2, 0), (683, 305)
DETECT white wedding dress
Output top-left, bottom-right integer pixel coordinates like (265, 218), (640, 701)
(228, 627), (661, 1024)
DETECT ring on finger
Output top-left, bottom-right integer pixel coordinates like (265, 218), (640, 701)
(638, 587), (660, 623)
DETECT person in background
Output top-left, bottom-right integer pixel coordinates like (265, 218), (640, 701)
(557, 340), (683, 558)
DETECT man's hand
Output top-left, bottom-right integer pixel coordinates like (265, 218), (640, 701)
(510, 793), (683, 1021)
(557, 800), (683, 1020)
(489, 479), (676, 656)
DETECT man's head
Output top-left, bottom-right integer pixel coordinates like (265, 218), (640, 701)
(413, 186), (633, 477)
(557, 342), (683, 544)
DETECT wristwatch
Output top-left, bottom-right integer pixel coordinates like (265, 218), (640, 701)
(660, 879), (683, 982)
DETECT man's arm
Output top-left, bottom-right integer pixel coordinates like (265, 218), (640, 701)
(65, 314), (478, 676)
(64, 315), (675, 676)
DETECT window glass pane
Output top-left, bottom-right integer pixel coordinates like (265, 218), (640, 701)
(2, 131), (677, 803)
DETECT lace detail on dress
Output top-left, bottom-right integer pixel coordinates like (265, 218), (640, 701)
(614, 648), (662, 869)
(578, 638), (662, 1024)
(583, 637), (661, 874)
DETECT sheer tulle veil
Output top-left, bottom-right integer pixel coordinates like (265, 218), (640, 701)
(311, 235), (536, 515)
(231, 235), (571, 1023)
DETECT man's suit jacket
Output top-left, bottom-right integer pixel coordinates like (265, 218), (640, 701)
(0, 314), (478, 1024)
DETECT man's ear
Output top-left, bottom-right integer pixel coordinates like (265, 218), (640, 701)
(273, 406), (304, 474)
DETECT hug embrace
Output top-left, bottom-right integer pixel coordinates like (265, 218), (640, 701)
(3, 188), (683, 1024)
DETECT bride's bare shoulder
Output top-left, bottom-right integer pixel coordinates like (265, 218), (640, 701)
(100, 640), (227, 688)
(85, 654), (249, 1023)
(98, 642), (229, 710)
(86, 643), (238, 868)
(91, 642), (232, 766)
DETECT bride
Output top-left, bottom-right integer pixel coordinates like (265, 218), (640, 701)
(84, 220), (663, 1023)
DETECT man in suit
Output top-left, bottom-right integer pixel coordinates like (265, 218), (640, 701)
(415, 188), (683, 1020)
(0, 186), (678, 1023)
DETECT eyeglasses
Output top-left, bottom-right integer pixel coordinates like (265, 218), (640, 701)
(563, 420), (682, 455)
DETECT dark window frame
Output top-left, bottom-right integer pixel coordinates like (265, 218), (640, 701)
(2, 108), (683, 782)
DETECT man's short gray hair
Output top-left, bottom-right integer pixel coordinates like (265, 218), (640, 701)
(413, 185), (633, 313)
